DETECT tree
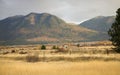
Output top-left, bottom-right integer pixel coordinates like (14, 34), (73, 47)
(52, 45), (59, 49)
(108, 8), (120, 53)
(41, 45), (46, 50)
(52, 45), (57, 49)
(77, 43), (80, 47)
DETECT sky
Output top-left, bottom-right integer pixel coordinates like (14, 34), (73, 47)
(0, 0), (120, 23)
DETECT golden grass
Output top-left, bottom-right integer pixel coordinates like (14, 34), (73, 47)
(0, 52), (120, 62)
(0, 45), (120, 75)
(0, 58), (120, 75)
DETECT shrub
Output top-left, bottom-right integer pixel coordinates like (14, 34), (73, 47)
(56, 48), (68, 53)
(19, 51), (27, 54)
(52, 45), (58, 49)
(2, 51), (9, 55)
(11, 50), (15, 53)
(77, 44), (80, 47)
(26, 53), (39, 62)
(52, 45), (56, 49)
(41, 45), (46, 50)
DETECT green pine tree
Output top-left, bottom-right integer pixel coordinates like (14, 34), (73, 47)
(52, 45), (56, 49)
(108, 8), (120, 53)
(41, 45), (46, 50)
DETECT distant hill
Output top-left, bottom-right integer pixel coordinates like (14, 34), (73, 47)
(0, 13), (100, 45)
(79, 16), (115, 32)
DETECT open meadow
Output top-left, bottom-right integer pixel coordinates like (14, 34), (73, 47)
(0, 43), (120, 75)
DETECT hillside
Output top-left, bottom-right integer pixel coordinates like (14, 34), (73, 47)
(0, 13), (99, 45)
(79, 16), (115, 32)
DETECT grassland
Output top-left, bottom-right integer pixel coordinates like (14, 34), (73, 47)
(0, 59), (120, 75)
(0, 44), (120, 75)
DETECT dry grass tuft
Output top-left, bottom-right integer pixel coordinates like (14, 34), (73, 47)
(26, 53), (39, 62)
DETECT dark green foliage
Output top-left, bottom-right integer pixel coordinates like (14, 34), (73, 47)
(11, 50), (15, 53)
(41, 45), (46, 50)
(52, 45), (57, 49)
(77, 44), (80, 47)
(52, 45), (59, 49)
(108, 8), (120, 53)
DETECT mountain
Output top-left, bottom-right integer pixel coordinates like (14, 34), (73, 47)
(0, 13), (99, 45)
(79, 16), (115, 32)
(79, 16), (115, 42)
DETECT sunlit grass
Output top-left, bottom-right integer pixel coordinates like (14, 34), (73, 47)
(0, 59), (120, 75)
(0, 45), (120, 75)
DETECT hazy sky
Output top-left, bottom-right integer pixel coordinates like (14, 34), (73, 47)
(0, 0), (120, 23)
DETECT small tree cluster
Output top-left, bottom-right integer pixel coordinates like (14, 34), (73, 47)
(52, 45), (58, 49)
(11, 50), (15, 53)
(41, 45), (46, 50)
(77, 44), (80, 47)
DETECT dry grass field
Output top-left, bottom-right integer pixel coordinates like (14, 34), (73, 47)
(0, 44), (120, 75)
(0, 59), (120, 75)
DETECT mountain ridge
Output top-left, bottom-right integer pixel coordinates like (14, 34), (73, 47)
(0, 13), (114, 45)
(79, 16), (115, 32)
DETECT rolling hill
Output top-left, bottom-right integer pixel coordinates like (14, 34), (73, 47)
(79, 16), (115, 43)
(0, 13), (115, 45)
(0, 13), (99, 45)
(79, 16), (115, 32)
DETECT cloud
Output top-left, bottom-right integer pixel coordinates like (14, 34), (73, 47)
(0, 0), (120, 23)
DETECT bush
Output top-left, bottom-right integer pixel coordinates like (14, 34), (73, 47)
(11, 50), (15, 53)
(52, 45), (56, 49)
(77, 44), (80, 47)
(2, 51), (9, 55)
(57, 48), (68, 53)
(26, 53), (39, 62)
(52, 45), (58, 49)
(41, 45), (46, 50)
(19, 51), (27, 54)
